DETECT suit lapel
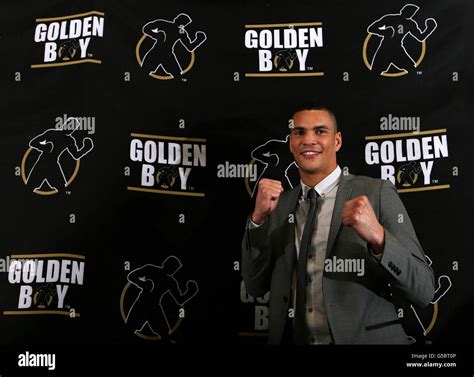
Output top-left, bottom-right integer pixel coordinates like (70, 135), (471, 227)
(283, 184), (302, 268)
(326, 173), (355, 257)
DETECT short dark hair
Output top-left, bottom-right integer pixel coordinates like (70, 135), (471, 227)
(291, 102), (338, 132)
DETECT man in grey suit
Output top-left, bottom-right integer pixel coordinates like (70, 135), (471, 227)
(241, 103), (435, 345)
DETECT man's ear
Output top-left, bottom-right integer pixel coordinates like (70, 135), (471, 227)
(335, 132), (342, 152)
(289, 136), (293, 153)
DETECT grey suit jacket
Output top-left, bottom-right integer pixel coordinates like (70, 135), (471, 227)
(241, 173), (435, 344)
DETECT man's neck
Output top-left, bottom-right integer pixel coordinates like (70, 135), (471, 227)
(300, 165), (338, 187)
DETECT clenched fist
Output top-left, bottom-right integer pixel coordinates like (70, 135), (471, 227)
(82, 137), (94, 153)
(186, 280), (198, 296)
(425, 18), (437, 33)
(251, 179), (284, 225)
(342, 195), (385, 254)
(194, 31), (207, 44)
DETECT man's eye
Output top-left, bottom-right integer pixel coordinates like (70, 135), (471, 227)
(292, 129), (303, 136)
(315, 129), (327, 135)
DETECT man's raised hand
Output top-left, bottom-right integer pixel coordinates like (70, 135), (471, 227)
(342, 195), (385, 254)
(251, 179), (284, 225)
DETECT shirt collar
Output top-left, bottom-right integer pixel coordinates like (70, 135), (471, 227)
(300, 165), (342, 199)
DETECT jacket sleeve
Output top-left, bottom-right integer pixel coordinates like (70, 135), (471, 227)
(377, 179), (435, 308)
(241, 217), (273, 298)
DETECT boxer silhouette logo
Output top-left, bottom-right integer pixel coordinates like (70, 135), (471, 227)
(34, 284), (56, 309)
(274, 49), (296, 72)
(21, 118), (94, 195)
(136, 13), (207, 80)
(156, 166), (179, 189)
(406, 255), (452, 342)
(363, 4), (437, 77)
(120, 256), (199, 342)
(246, 135), (299, 197)
(397, 161), (421, 187)
(58, 40), (79, 61)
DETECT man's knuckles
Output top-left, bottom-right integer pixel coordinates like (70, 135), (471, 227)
(261, 189), (281, 200)
(344, 196), (370, 211)
(342, 210), (362, 225)
(259, 178), (282, 188)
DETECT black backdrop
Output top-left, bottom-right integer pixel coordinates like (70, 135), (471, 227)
(0, 0), (473, 375)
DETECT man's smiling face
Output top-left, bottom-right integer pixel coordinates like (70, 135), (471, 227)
(289, 109), (342, 183)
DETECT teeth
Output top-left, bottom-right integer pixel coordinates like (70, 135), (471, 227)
(302, 151), (320, 155)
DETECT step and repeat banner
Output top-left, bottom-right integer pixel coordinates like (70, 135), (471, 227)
(0, 0), (473, 374)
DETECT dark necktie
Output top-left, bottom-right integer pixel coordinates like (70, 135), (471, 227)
(294, 188), (318, 344)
